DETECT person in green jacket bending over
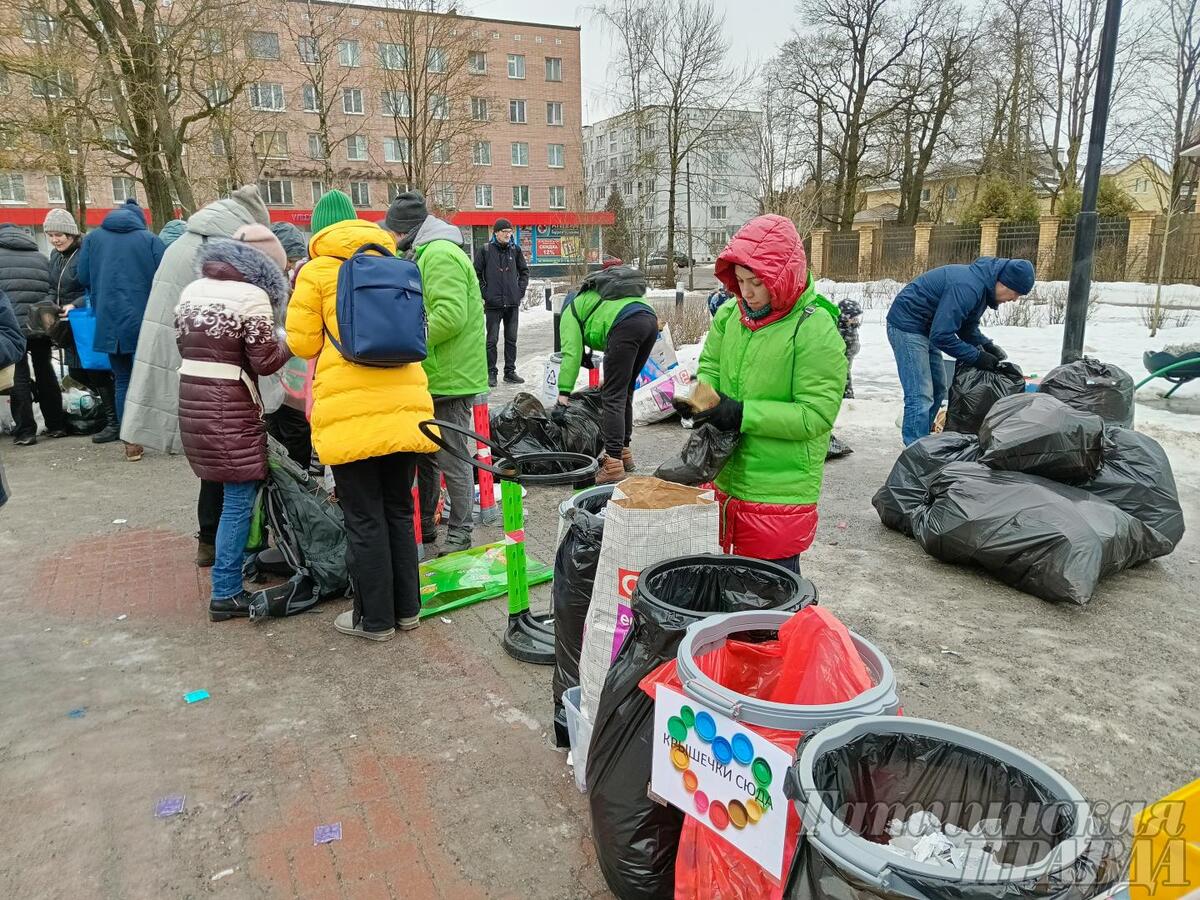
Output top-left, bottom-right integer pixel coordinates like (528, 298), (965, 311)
(385, 191), (488, 557)
(556, 268), (658, 484)
(693, 214), (847, 573)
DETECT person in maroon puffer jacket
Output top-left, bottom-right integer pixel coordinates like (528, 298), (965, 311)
(175, 229), (291, 621)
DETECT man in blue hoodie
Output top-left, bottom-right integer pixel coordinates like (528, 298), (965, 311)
(886, 256), (1034, 445)
(78, 197), (165, 460)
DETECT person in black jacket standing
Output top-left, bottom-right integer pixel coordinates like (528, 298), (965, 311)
(474, 219), (529, 388)
(0, 222), (65, 445)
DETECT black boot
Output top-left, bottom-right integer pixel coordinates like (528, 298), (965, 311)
(92, 382), (120, 444)
(209, 590), (253, 622)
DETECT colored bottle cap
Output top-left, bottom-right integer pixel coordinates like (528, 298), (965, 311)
(671, 744), (690, 772)
(709, 800), (729, 831)
(682, 769), (699, 793)
(712, 736), (733, 766)
(752, 757), (772, 788)
(694, 790), (709, 814)
(731, 733), (754, 765)
(667, 716), (688, 743)
(680, 705), (696, 728)
(727, 799), (748, 829)
(745, 798), (764, 823)
(694, 711), (717, 742)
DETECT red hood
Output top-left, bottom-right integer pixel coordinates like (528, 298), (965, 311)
(715, 214), (809, 331)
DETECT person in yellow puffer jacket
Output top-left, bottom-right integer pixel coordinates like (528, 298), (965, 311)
(285, 196), (437, 642)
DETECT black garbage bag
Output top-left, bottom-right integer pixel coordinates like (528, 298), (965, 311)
(944, 360), (1025, 435)
(490, 392), (561, 456)
(552, 485), (612, 746)
(568, 386), (605, 423)
(826, 434), (853, 460)
(248, 438), (350, 619)
(783, 728), (1124, 900)
(549, 400), (604, 457)
(979, 393), (1104, 483)
(1039, 357), (1135, 427)
(587, 554), (816, 900)
(653, 423), (740, 485)
(1077, 426), (1185, 552)
(63, 387), (105, 436)
(872, 432), (981, 535)
(911, 462), (1172, 604)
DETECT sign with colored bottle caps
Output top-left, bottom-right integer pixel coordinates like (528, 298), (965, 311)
(650, 684), (792, 880)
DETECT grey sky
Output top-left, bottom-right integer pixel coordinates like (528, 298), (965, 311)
(460, 0), (788, 123)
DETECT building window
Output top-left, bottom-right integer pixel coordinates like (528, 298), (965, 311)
(103, 125), (131, 152)
(297, 36), (318, 63)
(21, 10), (56, 43)
(608, 133), (617, 152)
(546, 102), (563, 126)
(302, 84), (320, 112)
(430, 93), (449, 119)
(259, 179), (293, 205)
(1135, 177), (1149, 194)
(206, 81), (230, 105)
(211, 132), (227, 157)
(507, 54), (525, 79)
(434, 183), (455, 208)
(350, 181), (370, 207)
(468, 51), (487, 74)
(379, 42), (408, 70)
(920, 187), (931, 202)
(254, 131), (289, 159)
(509, 99), (527, 124)
(431, 140), (450, 164)
(338, 39), (361, 67)
(475, 184), (493, 209)
(307, 133), (328, 159)
(709, 205), (727, 219)
(511, 142), (529, 166)
(644, 205), (655, 223)
(548, 143), (564, 168)
(249, 82), (285, 111)
(383, 137), (409, 163)
(46, 175), (65, 204)
(246, 31), (280, 60)
(472, 141), (492, 165)
(347, 135), (367, 161)
(427, 47), (447, 73)
(311, 180), (326, 204)
(624, 180), (633, 196)
(512, 185), (530, 209)
(0, 174), (25, 203)
(381, 91), (410, 118)
(343, 88), (364, 114)
(111, 176), (137, 203)
(31, 72), (68, 99)
(471, 97), (489, 121)
(203, 28), (225, 54)
(549, 186), (566, 209)
(387, 182), (410, 201)
(945, 185), (958, 201)
(545, 57), (562, 81)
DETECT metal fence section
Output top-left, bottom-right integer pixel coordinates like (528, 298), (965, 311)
(996, 222), (1039, 263)
(874, 225), (916, 280)
(928, 225), (981, 267)
(1146, 213), (1200, 285)
(1052, 217), (1130, 282)
(826, 231), (861, 279)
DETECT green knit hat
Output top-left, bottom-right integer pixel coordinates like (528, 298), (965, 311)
(311, 189), (356, 234)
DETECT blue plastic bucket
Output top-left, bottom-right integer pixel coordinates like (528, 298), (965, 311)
(68, 308), (111, 371)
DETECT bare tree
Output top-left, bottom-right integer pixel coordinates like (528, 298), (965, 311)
(971, 0), (1040, 181)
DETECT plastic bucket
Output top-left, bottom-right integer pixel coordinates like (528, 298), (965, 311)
(67, 308), (111, 371)
(784, 715), (1118, 899)
(562, 686), (593, 792)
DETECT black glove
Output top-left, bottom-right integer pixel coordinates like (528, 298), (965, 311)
(974, 349), (1000, 371)
(695, 394), (744, 433)
(982, 341), (1007, 361)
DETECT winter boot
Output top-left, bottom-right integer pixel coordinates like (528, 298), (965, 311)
(621, 446), (636, 472)
(503, 372), (526, 384)
(209, 590), (253, 621)
(441, 526), (473, 556)
(91, 383), (120, 444)
(595, 454), (626, 485)
(196, 539), (216, 568)
(334, 610), (394, 642)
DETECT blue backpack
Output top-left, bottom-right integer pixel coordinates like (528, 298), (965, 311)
(328, 243), (427, 366)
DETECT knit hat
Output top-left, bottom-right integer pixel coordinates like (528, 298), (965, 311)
(231, 184), (271, 226)
(385, 190), (428, 237)
(493, 218), (513, 234)
(311, 190), (356, 234)
(43, 208), (79, 236)
(998, 258), (1035, 296)
(232, 223), (288, 271)
(158, 219), (187, 246)
(270, 222), (307, 262)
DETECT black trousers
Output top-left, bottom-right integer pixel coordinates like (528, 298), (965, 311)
(198, 479), (224, 545)
(11, 336), (65, 438)
(265, 405), (313, 469)
(332, 452), (421, 632)
(485, 306), (519, 377)
(600, 312), (658, 457)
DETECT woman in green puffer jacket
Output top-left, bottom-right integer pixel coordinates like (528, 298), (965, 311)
(693, 214), (847, 572)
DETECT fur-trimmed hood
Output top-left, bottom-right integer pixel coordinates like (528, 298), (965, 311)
(195, 238), (290, 308)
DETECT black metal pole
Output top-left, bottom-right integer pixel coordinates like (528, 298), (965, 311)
(1061, 0), (1122, 364)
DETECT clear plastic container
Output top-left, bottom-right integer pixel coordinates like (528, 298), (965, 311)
(562, 686), (593, 792)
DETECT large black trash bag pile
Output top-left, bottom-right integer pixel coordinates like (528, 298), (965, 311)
(872, 432), (981, 535)
(911, 462), (1171, 604)
(1039, 356), (1135, 426)
(978, 393), (1104, 483)
(944, 359), (1025, 434)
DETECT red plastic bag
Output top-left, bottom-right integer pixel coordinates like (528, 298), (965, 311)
(638, 606), (876, 900)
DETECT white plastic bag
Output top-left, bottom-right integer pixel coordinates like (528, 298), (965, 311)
(632, 369), (692, 426)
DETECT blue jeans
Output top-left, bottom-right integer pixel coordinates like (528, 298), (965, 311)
(211, 481), (258, 600)
(108, 352), (134, 424)
(887, 323), (948, 446)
